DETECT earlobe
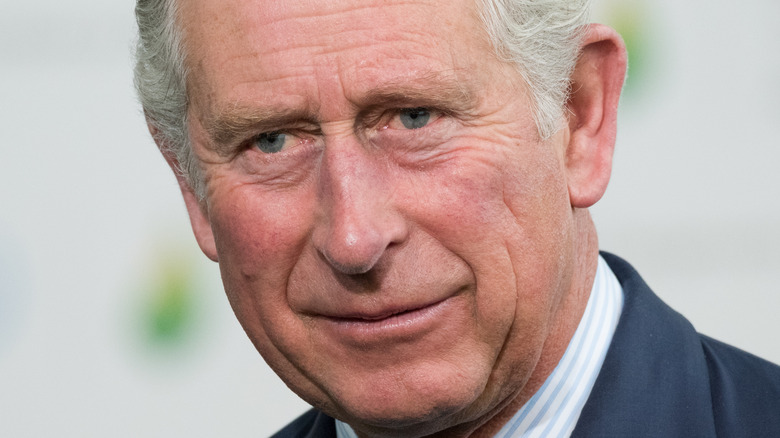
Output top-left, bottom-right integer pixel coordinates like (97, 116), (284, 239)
(564, 24), (627, 208)
(147, 121), (219, 262)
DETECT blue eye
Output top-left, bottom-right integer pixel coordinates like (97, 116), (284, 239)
(399, 108), (431, 129)
(255, 132), (287, 153)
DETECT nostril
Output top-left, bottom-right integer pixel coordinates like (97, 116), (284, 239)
(322, 255), (376, 275)
(319, 229), (386, 275)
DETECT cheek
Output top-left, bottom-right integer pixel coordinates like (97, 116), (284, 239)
(206, 183), (333, 395)
(403, 139), (570, 266)
(403, 140), (573, 340)
(210, 184), (313, 273)
(206, 180), (317, 332)
(497, 142), (573, 293)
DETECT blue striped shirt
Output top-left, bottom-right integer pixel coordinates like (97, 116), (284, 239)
(336, 255), (624, 438)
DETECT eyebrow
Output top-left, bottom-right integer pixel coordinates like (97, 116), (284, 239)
(205, 105), (317, 154)
(355, 72), (477, 113)
(203, 72), (477, 153)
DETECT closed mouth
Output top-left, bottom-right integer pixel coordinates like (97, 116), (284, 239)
(325, 299), (447, 323)
(314, 296), (457, 345)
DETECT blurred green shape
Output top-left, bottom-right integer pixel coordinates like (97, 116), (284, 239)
(140, 253), (200, 349)
(148, 267), (191, 342)
(599, 0), (654, 97)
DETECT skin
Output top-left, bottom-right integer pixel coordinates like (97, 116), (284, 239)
(156, 0), (626, 436)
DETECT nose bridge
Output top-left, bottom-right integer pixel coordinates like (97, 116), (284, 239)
(314, 132), (406, 275)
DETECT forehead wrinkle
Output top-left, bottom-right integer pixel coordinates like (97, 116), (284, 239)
(217, 0), (466, 71)
(257, 17), (440, 58)
(252, 0), (438, 31)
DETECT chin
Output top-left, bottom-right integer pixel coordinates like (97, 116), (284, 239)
(325, 365), (492, 437)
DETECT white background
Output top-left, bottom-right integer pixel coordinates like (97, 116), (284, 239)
(1, 1), (778, 436)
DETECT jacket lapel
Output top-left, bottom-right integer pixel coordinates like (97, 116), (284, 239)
(572, 253), (717, 437)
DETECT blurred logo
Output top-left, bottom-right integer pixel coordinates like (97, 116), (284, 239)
(129, 243), (214, 361)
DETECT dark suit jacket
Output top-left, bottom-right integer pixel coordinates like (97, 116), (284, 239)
(272, 253), (780, 437)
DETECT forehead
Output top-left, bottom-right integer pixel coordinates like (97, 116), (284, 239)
(178, 0), (498, 115)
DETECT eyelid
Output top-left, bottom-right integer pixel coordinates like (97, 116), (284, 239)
(248, 125), (321, 144)
(261, 122), (321, 136)
(383, 107), (443, 130)
(357, 103), (444, 128)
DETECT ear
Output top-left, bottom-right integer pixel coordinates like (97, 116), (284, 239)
(564, 24), (627, 208)
(147, 121), (219, 262)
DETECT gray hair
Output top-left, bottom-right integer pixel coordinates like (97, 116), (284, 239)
(134, 0), (591, 199)
(478, 0), (591, 138)
(134, 0), (202, 196)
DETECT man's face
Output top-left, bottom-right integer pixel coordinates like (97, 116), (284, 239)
(181, 0), (578, 434)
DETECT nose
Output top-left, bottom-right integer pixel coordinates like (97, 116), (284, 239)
(312, 136), (408, 275)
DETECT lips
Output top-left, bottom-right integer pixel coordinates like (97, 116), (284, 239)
(318, 297), (448, 322)
(311, 295), (458, 347)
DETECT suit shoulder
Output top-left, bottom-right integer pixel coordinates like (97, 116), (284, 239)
(701, 335), (780, 436)
(270, 409), (336, 438)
